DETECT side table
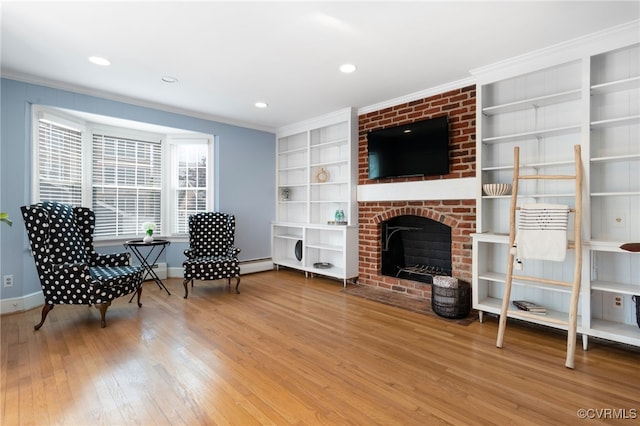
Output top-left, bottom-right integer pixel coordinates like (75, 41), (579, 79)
(124, 239), (171, 296)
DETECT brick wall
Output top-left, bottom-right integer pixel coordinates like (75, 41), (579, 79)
(358, 86), (477, 303)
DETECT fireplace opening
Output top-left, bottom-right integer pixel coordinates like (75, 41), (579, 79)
(381, 215), (452, 284)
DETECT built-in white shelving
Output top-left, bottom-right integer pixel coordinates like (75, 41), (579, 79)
(471, 26), (640, 349)
(482, 89), (582, 116)
(482, 125), (581, 144)
(272, 108), (359, 286)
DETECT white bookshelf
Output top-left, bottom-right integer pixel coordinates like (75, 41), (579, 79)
(471, 24), (640, 349)
(272, 108), (359, 286)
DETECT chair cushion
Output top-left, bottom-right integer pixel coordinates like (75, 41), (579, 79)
(43, 202), (89, 265)
(90, 266), (143, 304)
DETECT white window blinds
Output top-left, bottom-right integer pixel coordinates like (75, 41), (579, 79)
(33, 106), (215, 239)
(37, 119), (83, 205)
(92, 133), (162, 237)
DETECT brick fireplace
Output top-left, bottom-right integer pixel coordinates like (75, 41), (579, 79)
(357, 86), (476, 303)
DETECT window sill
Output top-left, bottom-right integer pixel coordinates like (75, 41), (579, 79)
(94, 235), (189, 248)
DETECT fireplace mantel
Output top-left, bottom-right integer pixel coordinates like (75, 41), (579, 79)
(357, 177), (476, 202)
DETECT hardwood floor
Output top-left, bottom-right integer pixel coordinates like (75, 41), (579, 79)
(2, 270), (639, 425)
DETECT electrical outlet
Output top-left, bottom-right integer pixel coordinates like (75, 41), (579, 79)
(614, 295), (623, 309)
(3, 275), (13, 287)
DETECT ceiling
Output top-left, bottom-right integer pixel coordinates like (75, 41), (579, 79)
(2, 1), (639, 132)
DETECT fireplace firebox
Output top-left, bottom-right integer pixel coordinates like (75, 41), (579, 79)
(381, 215), (452, 284)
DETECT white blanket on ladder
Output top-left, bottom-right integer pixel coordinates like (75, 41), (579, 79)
(515, 203), (569, 262)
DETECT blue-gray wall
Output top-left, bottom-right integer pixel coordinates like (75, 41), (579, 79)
(0, 78), (275, 301)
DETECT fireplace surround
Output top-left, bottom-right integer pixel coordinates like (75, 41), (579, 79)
(357, 86), (476, 303)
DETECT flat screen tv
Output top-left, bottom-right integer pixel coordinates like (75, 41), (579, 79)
(367, 115), (449, 180)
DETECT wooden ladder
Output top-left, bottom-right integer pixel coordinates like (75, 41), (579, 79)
(496, 145), (583, 368)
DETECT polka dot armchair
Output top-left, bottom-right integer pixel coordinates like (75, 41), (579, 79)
(182, 212), (241, 298)
(21, 202), (144, 329)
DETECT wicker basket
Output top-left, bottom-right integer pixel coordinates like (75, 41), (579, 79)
(431, 280), (471, 319)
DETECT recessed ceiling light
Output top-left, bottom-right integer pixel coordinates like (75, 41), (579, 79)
(161, 76), (178, 83)
(255, 102), (268, 108)
(89, 56), (111, 66)
(339, 64), (357, 73)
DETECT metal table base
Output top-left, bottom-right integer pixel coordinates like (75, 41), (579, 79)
(124, 239), (171, 299)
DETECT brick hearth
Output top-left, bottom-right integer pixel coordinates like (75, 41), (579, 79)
(358, 86), (476, 302)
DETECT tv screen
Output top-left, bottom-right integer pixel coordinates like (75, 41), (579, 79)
(367, 116), (449, 179)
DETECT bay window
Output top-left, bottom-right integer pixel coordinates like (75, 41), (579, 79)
(169, 139), (212, 234)
(35, 114), (83, 205)
(32, 106), (214, 239)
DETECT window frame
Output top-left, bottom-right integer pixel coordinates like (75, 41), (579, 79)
(31, 108), (88, 205)
(167, 135), (215, 235)
(31, 105), (215, 242)
(90, 123), (165, 239)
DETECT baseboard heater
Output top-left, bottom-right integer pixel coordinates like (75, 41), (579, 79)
(143, 262), (167, 280)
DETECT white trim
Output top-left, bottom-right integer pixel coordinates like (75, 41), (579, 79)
(277, 107), (355, 138)
(1, 260), (274, 314)
(168, 259), (273, 278)
(357, 177), (476, 202)
(0, 291), (44, 315)
(240, 259), (274, 275)
(358, 77), (476, 116)
(142, 262), (167, 280)
(166, 135), (215, 233)
(168, 266), (184, 279)
(470, 20), (640, 84)
(2, 72), (277, 134)
(31, 105), (87, 205)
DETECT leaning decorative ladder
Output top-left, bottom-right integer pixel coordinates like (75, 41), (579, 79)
(496, 145), (583, 368)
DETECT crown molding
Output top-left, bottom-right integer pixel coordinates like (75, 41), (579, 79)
(358, 77), (476, 116)
(1, 71), (277, 134)
(470, 19), (640, 83)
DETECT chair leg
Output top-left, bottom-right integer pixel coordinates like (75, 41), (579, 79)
(227, 276), (241, 294)
(98, 301), (112, 328)
(183, 278), (193, 299)
(136, 285), (143, 308)
(34, 304), (54, 330)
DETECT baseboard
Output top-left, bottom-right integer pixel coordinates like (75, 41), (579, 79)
(240, 259), (274, 275)
(167, 258), (273, 278)
(0, 291), (44, 315)
(143, 262), (167, 280)
(1, 260), (274, 314)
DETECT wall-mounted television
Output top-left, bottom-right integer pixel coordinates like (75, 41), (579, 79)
(367, 115), (449, 180)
